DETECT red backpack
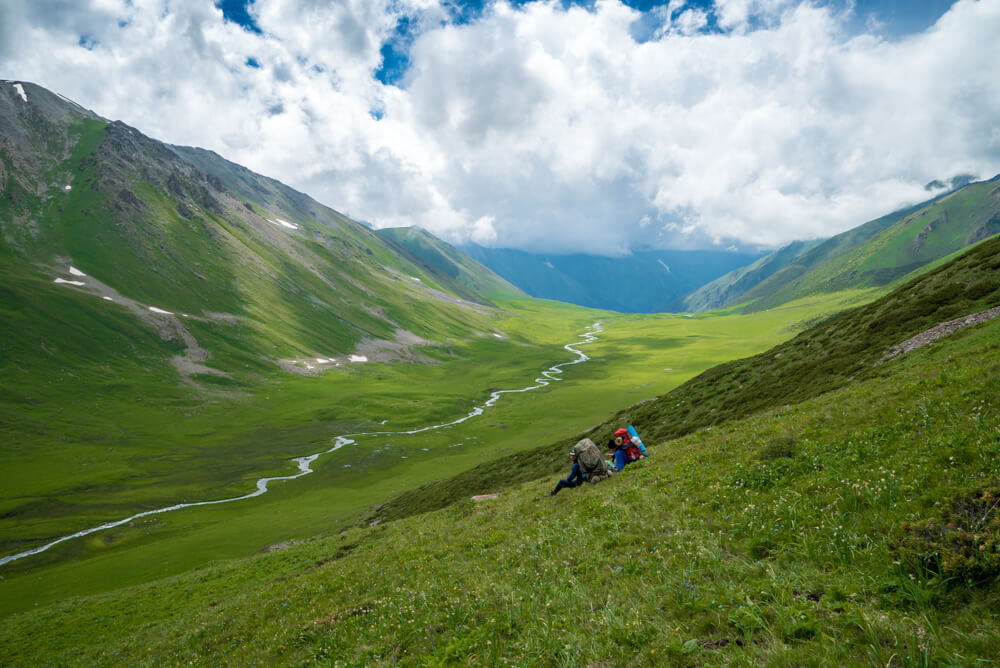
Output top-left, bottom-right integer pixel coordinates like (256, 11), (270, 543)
(614, 428), (642, 462)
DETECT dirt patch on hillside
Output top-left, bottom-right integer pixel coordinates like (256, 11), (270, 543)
(277, 329), (439, 375)
(204, 311), (242, 324)
(877, 305), (1000, 364)
(353, 330), (437, 363)
(382, 265), (495, 316)
(263, 540), (304, 553)
(47, 259), (234, 383)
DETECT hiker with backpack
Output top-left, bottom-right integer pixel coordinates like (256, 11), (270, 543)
(607, 427), (644, 472)
(547, 438), (612, 496)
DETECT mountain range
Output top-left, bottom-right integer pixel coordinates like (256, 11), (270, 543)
(683, 175), (1000, 312)
(8, 76), (994, 331)
(444, 176), (1000, 315)
(456, 244), (765, 313)
(0, 79), (521, 391)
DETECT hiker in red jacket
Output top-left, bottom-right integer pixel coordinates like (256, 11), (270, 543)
(607, 428), (643, 471)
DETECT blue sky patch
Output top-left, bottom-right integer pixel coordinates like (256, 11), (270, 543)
(215, 0), (261, 34)
(375, 15), (416, 86)
(847, 0), (958, 37)
(439, 0), (958, 35)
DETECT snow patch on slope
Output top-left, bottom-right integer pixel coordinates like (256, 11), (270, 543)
(268, 218), (300, 231)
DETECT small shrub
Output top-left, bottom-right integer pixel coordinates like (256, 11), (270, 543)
(965, 278), (1000, 300)
(759, 434), (797, 461)
(891, 483), (1000, 587)
(927, 282), (964, 306)
(933, 302), (964, 321)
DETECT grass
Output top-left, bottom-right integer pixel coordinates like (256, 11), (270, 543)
(365, 235), (1000, 527)
(0, 287), (861, 616)
(1, 296), (997, 666)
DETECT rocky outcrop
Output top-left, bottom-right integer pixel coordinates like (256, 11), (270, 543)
(877, 305), (1000, 364)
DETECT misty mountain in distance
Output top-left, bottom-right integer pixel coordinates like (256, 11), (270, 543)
(457, 244), (766, 313)
(453, 171), (999, 315)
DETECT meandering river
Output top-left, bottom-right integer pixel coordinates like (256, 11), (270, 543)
(0, 323), (601, 567)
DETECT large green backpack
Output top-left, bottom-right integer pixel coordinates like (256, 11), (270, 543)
(572, 438), (608, 479)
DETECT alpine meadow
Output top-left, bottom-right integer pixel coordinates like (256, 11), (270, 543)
(2, 49), (1000, 668)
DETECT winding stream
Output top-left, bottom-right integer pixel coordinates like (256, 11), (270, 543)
(0, 323), (601, 568)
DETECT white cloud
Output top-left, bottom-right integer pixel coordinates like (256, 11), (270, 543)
(714, 0), (797, 30)
(672, 8), (709, 35)
(470, 215), (498, 244)
(2, 0), (998, 255)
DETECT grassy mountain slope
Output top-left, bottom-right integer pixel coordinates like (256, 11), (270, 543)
(680, 239), (825, 312)
(377, 226), (524, 303)
(460, 244), (765, 313)
(0, 80), (503, 367)
(369, 234), (1000, 523)
(684, 176), (1000, 312)
(0, 80), (532, 570)
(2, 245), (997, 666)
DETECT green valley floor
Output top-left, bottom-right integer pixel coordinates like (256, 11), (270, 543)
(2, 306), (997, 666)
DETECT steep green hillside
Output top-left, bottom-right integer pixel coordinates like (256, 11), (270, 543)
(370, 234), (1000, 522)
(684, 176), (1000, 312)
(680, 239), (825, 312)
(0, 80), (503, 368)
(1, 248), (997, 666)
(377, 226), (523, 303)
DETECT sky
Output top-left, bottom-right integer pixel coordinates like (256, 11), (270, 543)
(1, 0), (998, 255)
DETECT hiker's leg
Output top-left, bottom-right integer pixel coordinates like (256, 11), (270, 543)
(551, 477), (577, 495)
(614, 449), (627, 471)
(566, 462), (584, 485)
